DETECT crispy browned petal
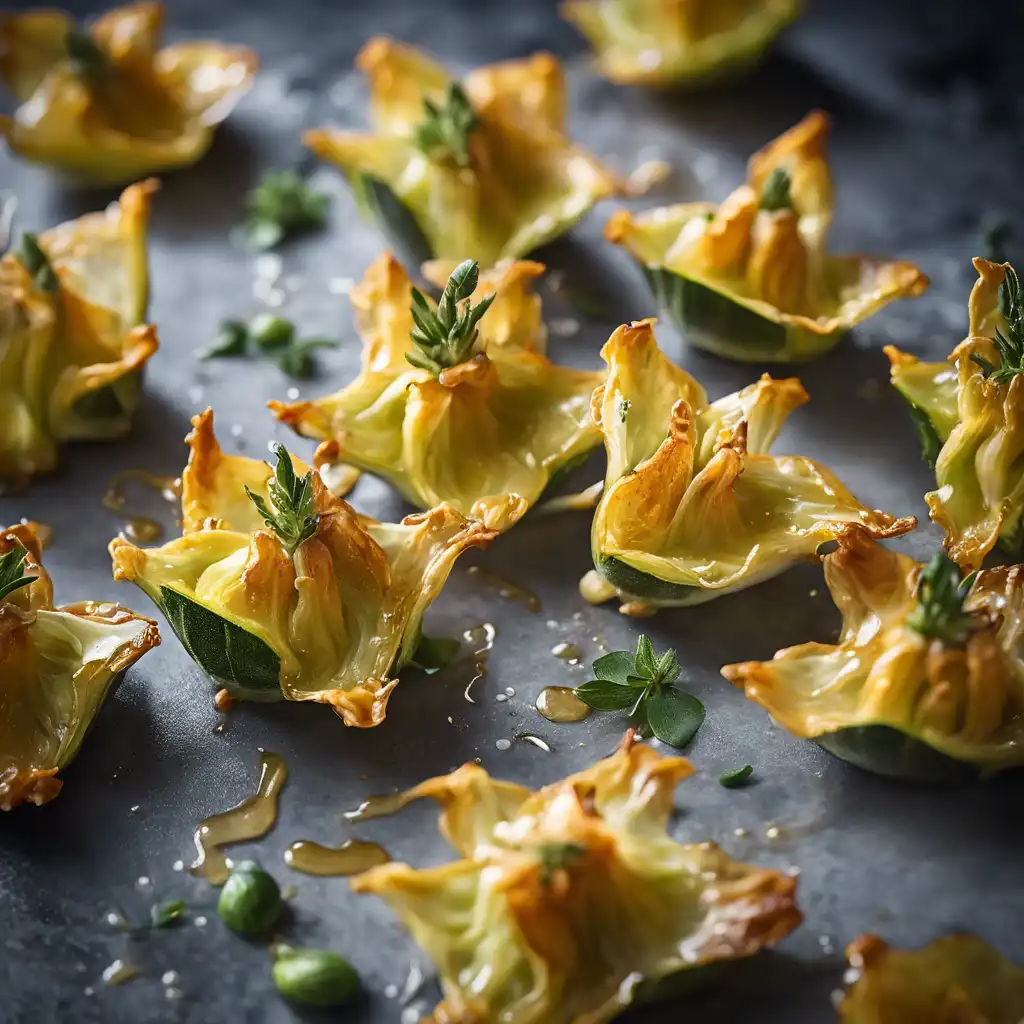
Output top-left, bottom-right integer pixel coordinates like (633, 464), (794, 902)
(747, 208), (808, 314)
(310, 676), (399, 728)
(0, 521), (52, 611)
(0, 766), (62, 811)
(464, 51), (565, 134)
(968, 257), (1007, 339)
(700, 184), (757, 272)
(747, 109), (831, 210)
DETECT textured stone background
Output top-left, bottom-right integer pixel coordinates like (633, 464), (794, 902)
(1, 0), (1023, 1021)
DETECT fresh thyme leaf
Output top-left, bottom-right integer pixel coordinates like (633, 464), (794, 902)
(760, 166), (792, 212)
(65, 27), (110, 83)
(577, 634), (705, 748)
(413, 82), (477, 168)
(202, 320), (249, 359)
(245, 444), (319, 556)
(0, 542), (35, 602)
(249, 314), (295, 351)
(646, 687), (704, 747)
(905, 402), (943, 469)
(536, 842), (586, 886)
(573, 678), (638, 711)
(409, 635), (461, 675)
(18, 233), (58, 293)
(150, 900), (187, 928)
(619, 398), (631, 422)
(720, 765), (754, 788)
(973, 265), (1024, 383)
(244, 170), (328, 250)
(406, 259), (495, 374)
(906, 552), (976, 647)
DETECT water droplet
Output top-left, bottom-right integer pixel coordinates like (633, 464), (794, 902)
(286, 387), (300, 400)
(765, 825), (781, 840)
(194, 916), (208, 928)
(135, 875), (151, 890)
(536, 686), (591, 723)
(161, 971), (180, 987)
(172, 859), (184, 872)
(495, 739), (512, 751)
(495, 693), (508, 703)
(504, 687), (515, 696)
(385, 984), (399, 999)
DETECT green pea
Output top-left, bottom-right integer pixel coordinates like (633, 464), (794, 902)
(217, 861), (282, 937)
(271, 945), (359, 1007)
(249, 313), (295, 351)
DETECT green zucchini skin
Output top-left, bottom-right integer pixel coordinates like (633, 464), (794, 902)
(158, 586), (283, 702)
(595, 554), (711, 606)
(644, 266), (841, 364)
(815, 725), (978, 784)
(351, 173), (434, 266)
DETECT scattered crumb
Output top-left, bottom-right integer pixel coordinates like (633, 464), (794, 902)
(214, 688), (237, 713)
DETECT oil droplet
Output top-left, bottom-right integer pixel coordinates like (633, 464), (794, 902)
(495, 738), (512, 751)
(172, 860), (184, 872)
(536, 686), (591, 724)
(343, 790), (415, 823)
(765, 824), (782, 841)
(102, 960), (140, 987)
(462, 622), (496, 703)
(579, 569), (617, 605)
(515, 733), (551, 752)
(189, 751), (288, 885)
(104, 911), (129, 930)
(161, 971), (179, 987)
(505, 687), (515, 696)
(551, 642), (581, 664)
(284, 839), (390, 876)
(495, 693), (508, 703)
(103, 469), (182, 544)
(466, 566), (541, 612)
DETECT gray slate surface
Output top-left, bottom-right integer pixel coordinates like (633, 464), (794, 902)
(2, 0), (1023, 1021)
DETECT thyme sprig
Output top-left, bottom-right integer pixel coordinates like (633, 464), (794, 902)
(759, 166), (792, 212)
(244, 170), (328, 250)
(906, 552), (978, 647)
(413, 82), (477, 168)
(971, 265), (1024, 383)
(245, 444), (319, 556)
(573, 635), (705, 748)
(18, 233), (58, 293)
(0, 542), (35, 602)
(406, 259), (495, 374)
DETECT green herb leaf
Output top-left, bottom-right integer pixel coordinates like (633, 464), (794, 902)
(720, 765), (754, 788)
(906, 552), (976, 647)
(618, 398), (631, 422)
(65, 27), (110, 83)
(0, 542), (35, 602)
(244, 170), (328, 250)
(18, 233), (58, 293)
(645, 686), (705, 748)
(573, 678), (638, 711)
(906, 402), (943, 468)
(150, 900), (187, 928)
(245, 444), (319, 556)
(406, 259), (495, 374)
(536, 842), (586, 885)
(413, 81), (477, 168)
(201, 320), (249, 360)
(635, 634), (657, 678)
(971, 264), (1024, 384)
(759, 166), (792, 212)
(277, 338), (337, 379)
(410, 635), (461, 674)
(249, 313), (295, 351)
(590, 650), (635, 685)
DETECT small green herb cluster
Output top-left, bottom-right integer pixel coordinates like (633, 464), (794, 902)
(18, 233), (58, 293)
(971, 264), (1024, 383)
(64, 27), (110, 84)
(202, 313), (337, 379)
(407, 259), (495, 374)
(244, 170), (329, 250)
(413, 82), (477, 168)
(536, 842), (586, 886)
(0, 542), (34, 602)
(906, 552), (977, 647)
(759, 166), (792, 212)
(246, 444), (320, 556)
(574, 635), (705, 748)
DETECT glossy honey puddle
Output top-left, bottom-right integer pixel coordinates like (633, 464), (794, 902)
(466, 565), (541, 613)
(462, 622), (496, 703)
(284, 839), (390, 876)
(536, 686), (591, 723)
(190, 751), (288, 885)
(103, 469), (183, 544)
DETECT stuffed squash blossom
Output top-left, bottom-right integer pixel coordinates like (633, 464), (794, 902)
(561, 0), (802, 88)
(0, 521), (159, 810)
(582, 319), (914, 614)
(350, 732), (802, 1023)
(605, 111), (928, 362)
(109, 410), (494, 725)
(271, 256), (603, 532)
(723, 526), (1024, 781)
(839, 933), (1024, 1023)
(887, 258), (1024, 570)
(0, 2), (256, 181)
(1, 180), (159, 482)
(305, 37), (620, 265)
